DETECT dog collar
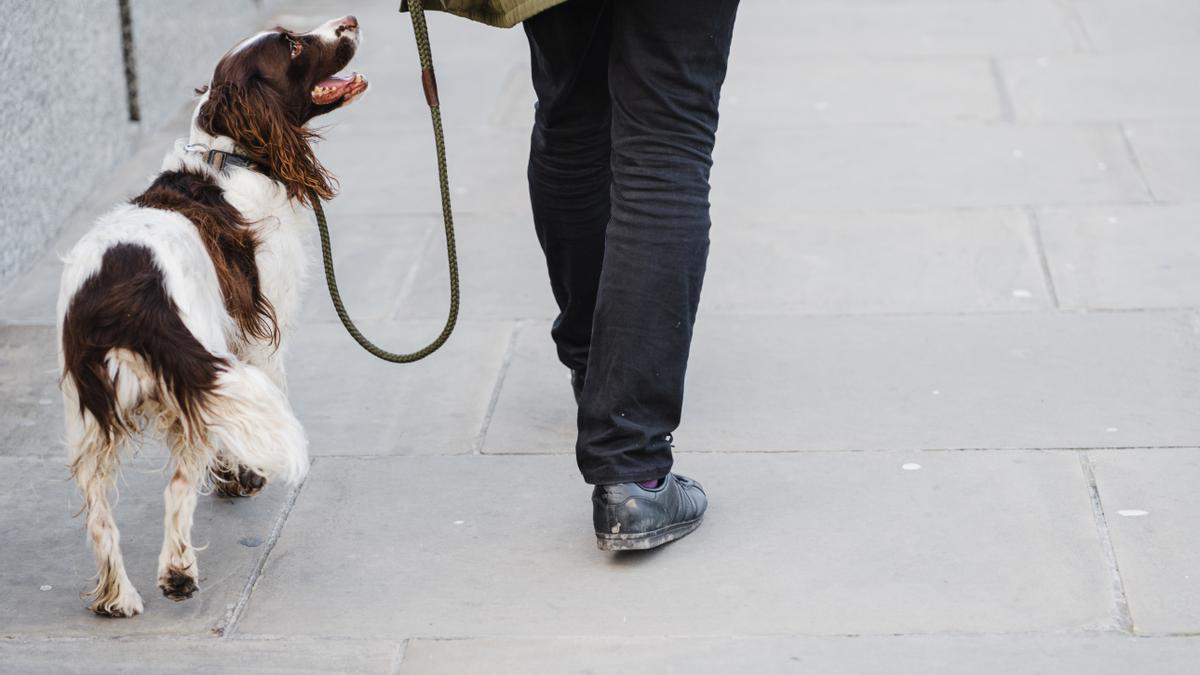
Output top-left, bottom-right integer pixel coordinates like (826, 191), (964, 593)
(184, 143), (259, 174)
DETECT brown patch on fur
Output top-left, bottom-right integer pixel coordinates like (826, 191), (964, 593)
(61, 244), (226, 441)
(132, 169), (278, 344)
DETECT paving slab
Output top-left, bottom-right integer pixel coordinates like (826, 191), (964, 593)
(399, 635), (1200, 675)
(1002, 50), (1200, 122)
(721, 57), (1003, 126)
(285, 320), (513, 456)
(1124, 122), (1200, 202)
(1090, 448), (1200, 634)
(1075, 0), (1200, 52)
(734, 0), (1085, 58)
(0, 456), (288, 638)
(0, 243), (66, 325)
(236, 452), (1112, 638)
(316, 127), (534, 218)
(704, 207), (1050, 315)
(1037, 204), (1200, 310)
(483, 312), (1200, 454)
(479, 322), (575, 454)
(391, 212), (555, 321)
(710, 124), (1150, 211)
(299, 214), (432, 324)
(1, 325), (63, 458)
(0, 637), (400, 675)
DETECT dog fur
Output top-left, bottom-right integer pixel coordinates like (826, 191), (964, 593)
(57, 16), (366, 617)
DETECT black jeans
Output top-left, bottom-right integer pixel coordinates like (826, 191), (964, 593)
(524, 0), (739, 485)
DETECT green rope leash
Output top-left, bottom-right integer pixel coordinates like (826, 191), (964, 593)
(309, 0), (459, 363)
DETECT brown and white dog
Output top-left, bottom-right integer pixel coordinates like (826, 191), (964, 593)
(56, 17), (367, 617)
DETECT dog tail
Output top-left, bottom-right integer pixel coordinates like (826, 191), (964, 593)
(202, 360), (309, 485)
(62, 243), (231, 459)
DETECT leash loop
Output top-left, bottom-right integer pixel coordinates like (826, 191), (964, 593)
(309, 0), (459, 363)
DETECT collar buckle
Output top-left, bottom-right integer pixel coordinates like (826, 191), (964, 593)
(184, 143), (255, 174)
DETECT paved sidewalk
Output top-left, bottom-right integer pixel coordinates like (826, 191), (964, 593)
(4, 0), (1200, 672)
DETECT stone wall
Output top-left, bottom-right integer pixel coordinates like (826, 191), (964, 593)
(0, 0), (275, 285)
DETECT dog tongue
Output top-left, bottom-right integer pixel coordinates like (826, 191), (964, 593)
(311, 73), (359, 105)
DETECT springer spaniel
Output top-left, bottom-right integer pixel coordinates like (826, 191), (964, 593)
(56, 16), (367, 617)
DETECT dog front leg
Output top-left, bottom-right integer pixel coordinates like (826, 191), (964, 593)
(212, 340), (286, 498)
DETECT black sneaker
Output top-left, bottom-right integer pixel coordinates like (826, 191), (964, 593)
(592, 473), (707, 551)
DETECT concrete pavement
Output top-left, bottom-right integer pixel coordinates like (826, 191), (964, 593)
(3, 0), (1200, 672)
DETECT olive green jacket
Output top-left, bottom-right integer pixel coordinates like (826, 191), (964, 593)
(401, 0), (567, 28)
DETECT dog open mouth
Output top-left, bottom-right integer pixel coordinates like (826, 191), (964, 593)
(311, 72), (367, 105)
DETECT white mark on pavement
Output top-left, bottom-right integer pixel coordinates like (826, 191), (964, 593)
(1097, 162), (1108, 171)
(453, 520), (464, 525)
(813, 100), (829, 111)
(902, 463), (922, 471)
(1037, 57), (1050, 68)
(1107, 216), (1119, 224)
(931, 389), (941, 396)
(39, 585), (52, 591)
(1012, 149), (1025, 160)
(1106, 427), (1119, 433)
(1117, 509), (1148, 517)
(1012, 289), (1033, 299)
(38, 398), (52, 405)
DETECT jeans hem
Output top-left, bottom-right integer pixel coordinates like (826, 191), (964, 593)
(580, 466), (673, 486)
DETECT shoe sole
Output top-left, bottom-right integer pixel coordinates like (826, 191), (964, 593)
(595, 517), (703, 551)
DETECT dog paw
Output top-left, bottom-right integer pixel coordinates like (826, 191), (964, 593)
(90, 588), (145, 618)
(158, 569), (199, 601)
(212, 463), (267, 498)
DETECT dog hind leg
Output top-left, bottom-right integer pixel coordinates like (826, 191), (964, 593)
(64, 378), (145, 618)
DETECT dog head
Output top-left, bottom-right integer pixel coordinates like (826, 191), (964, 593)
(196, 16), (368, 204)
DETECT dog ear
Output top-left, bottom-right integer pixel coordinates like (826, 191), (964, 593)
(197, 81), (336, 205)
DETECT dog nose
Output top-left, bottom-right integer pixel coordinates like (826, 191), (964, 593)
(340, 15), (358, 31)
